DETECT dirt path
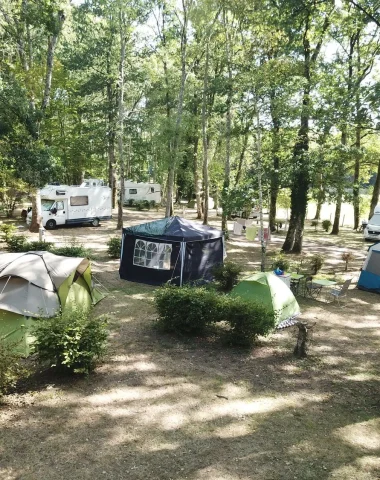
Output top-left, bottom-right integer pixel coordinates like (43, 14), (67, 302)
(1, 209), (379, 480)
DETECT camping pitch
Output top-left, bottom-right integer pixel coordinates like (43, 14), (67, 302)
(119, 216), (225, 286)
(231, 272), (300, 326)
(358, 243), (380, 293)
(0, 251), (104, 355)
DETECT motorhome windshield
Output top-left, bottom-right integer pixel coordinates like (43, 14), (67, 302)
(369, 215), (380, 226)
(41, 200), (55, 211)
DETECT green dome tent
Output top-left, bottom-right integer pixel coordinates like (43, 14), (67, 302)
(231, 272), (300, 326)
(0, 251), (105, 356)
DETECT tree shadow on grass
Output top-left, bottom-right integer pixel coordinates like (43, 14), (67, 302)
(2, 283), (380, 480)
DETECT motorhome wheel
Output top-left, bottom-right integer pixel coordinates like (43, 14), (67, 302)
(92, 218), (100, 227)
(46, 219), (56, 230)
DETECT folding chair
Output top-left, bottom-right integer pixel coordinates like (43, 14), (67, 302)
(329, 278), (352, 306)
(303, 276), (322, 299)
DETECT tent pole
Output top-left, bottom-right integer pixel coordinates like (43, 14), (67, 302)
(180, 242), (186, 286)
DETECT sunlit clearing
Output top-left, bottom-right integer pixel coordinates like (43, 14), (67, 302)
(343, 373), (379, 381)
(193, 393), (327, 422)
(87, 382), (201, 405)
(195, 466), (252, 480)
(213, 421), (252, 438)
(335, 419), (380, 450)
(330, 456), (380, 479)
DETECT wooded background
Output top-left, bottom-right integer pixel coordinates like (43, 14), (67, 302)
(1, 0), (380, 251)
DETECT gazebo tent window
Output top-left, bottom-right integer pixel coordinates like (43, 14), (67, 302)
(133, 239), (172, 270)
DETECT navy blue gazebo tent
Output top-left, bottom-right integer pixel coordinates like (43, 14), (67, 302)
(119, 216), (225, 286)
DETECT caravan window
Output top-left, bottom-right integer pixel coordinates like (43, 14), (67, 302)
(150, 187), (154, 193)
(42, 200), (55, 211)
(56, 201), (64, 210)
(129, 189), (137, 194)
(133, 240), (172, 270)
(70, 196), (88, 206)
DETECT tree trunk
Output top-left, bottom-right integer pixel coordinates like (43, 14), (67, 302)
(106, 52), (117, 209)
(193, 135), (202, 219)
(29, 9), (64, 233)
(29, 191), (41, 233)
(202, 40), (210, 226)
(293, 322), (312, 358)
(165, 0), (188, 217)
(269, 92), (280, 233)
(282, 12), (330, 253)
(369, 157), (380, 218)
(117, 12), (126, 230)
(221, 8), (232, 233)
(256, 107), (266, 272)
(235, 127), (249, 185)
(41, 11), (65, 112)
(352, 122), (361, 230)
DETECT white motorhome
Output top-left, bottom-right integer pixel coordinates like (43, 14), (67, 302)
(124, 181), (161, 204)
(364, 205), (380, 241)
(27, 183), (112, 229)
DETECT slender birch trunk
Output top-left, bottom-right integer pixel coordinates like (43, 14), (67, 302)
(117, 11), (126, 229)
(202, 40), (210, 225)
(165, 0), (189, 217)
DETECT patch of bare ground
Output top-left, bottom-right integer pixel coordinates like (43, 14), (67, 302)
(1, 208), (379, 479)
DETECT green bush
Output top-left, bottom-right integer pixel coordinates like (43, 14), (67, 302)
(272, 254), (290, 272)
(0, 223), (17, 243)
(107, 236), (122, 258)
(149, 200), (156, 208)
(154, 285), (220, 334)
(322, 219), (332, 232)
(127, 199), (135, 207)
(32, 309), (108, 374)
(28, 241), (54, 251)
(222, 297), (275, 347)
(310, 254), (324, 274)
(0, 339), (26, 397)
(154, 285), (275, 346)
(52, 239), (91, 258)
(212, 262), (243, 292)
(6, 235), (28, 252)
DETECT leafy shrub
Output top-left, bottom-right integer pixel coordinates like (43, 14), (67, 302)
(0, 223), (17, 243)
(310, 254), (324, 274)
(32, 309), (108, 374)
(127, 199), (135, 207)
(272, 254), (290, 273)
(28, 241), (54, 251)
(6, 235), (28, 252)
(107, 236), (122, 258)
(311, 220), (318, 231)
(154, 285), (220, 334)
(149, 200), (156, 208)
(212, 262), (243, 292)
(322, 219), (332, 232)
(154, 285), (275, 346)
(0, 339), (26, 397)
(221, 297), (275, 347)
(52, 238), (91, 258)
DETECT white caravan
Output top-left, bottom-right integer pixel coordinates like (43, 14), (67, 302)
(124, 181), (161, 204)
(27, 183), (112, 229)
(364, 205), (380, 241)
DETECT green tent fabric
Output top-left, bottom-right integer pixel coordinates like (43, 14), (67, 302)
(0, 251), (105, 356)
(231, 272), (300, 325)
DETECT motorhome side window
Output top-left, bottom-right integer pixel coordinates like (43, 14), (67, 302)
(150, 187), (154, 193)
(70, 196), (89, 206)
(129, 189), (137, 194)
(56, 201), (64, 210)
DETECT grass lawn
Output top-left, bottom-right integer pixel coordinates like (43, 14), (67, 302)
(1, 208), (379, 480)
